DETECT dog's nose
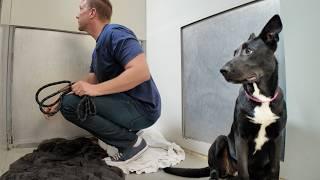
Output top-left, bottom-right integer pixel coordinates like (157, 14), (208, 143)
(220, 66), (231, 75)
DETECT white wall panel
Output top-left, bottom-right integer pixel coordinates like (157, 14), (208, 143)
(0, 25), (7, 149)
(110, 0), (146, 40)
(279, 0), (320, 179)
(1, 0), (146, 39)
(0, 0), (12, 24)
(7, 0), (79, 32)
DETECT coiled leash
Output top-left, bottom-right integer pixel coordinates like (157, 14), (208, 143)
(35, 80), (96, 122)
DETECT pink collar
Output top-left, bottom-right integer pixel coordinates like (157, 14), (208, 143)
(244, 87), (280, 103)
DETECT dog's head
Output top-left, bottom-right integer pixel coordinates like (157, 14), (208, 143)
(220, 14), (282, 84)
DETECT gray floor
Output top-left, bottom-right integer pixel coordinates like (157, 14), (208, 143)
(0, 146), (208, 180)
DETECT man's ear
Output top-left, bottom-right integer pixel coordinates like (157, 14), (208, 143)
(259, 14), (283, 51)
(89, 8), (97, 19)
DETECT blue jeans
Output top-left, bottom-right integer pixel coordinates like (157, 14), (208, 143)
(60, 93), (157, 150)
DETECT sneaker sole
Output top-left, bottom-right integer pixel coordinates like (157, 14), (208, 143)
(106, 144), (149, 166)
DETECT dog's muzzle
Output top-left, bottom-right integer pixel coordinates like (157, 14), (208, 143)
(220, 66), (231, 77)
(220, 64), (234, 82)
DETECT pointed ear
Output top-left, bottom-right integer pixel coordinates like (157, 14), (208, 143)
(259, 15), (283, 50)
(248, 33), (256, 41)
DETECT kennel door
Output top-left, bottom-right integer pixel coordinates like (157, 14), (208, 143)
(10, 28), (95, 145)
(182, 0), (286, 155)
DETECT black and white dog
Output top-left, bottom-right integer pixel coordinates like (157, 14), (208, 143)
(164, 15), (287, 180)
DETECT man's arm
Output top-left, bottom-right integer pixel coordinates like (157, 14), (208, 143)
(72, 53), (150, 96)
(94, 53), (150, 95)
(82, 73), (98, 84)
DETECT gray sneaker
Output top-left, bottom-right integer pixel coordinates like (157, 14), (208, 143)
(110, 138), (148, 164)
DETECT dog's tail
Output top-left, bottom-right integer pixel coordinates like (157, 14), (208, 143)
(163, 166), (210, 178)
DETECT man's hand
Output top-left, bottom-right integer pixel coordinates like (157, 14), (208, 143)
(43, 103), (59, 118)
(72, 81), (98, 96)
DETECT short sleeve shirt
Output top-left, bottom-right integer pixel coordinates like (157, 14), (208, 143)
(90, 24), (161, 119)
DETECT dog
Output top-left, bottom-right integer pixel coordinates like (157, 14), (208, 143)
(164, 14), (287, 180)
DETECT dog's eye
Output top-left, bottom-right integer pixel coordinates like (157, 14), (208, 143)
(244, 48), (253, 56)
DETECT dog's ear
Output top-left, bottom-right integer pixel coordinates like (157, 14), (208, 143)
(248, 33), (256, 41)
(259, 14), (283, 51)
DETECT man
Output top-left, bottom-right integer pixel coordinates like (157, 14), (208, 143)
(47, 0), (161, 164)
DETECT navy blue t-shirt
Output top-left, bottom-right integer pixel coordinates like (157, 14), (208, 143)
(90, 24), (161, 120)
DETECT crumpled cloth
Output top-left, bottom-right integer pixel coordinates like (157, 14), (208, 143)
(0, 137), (125, 180)
(99, 128), (185, 174)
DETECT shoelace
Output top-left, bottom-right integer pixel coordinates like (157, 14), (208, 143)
(111, 152), (124, 161)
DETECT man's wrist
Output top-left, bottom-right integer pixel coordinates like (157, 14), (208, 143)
(93, 84), (105, 96)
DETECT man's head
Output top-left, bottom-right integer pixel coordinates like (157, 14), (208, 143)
(76, 0), (112, 31)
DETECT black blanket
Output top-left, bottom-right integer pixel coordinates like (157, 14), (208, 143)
(0, 137), (125, 180)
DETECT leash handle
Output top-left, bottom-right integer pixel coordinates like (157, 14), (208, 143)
(35, 80), (73, 116)
(35, 80), (96, 121)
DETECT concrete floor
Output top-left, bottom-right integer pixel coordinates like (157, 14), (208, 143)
(0, 147), (208, 180)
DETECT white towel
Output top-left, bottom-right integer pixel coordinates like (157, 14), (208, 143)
(99, 128), (185, 174)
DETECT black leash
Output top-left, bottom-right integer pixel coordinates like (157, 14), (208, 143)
(35, 80), (96, 122)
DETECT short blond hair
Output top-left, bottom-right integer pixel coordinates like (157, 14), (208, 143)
(87, 0), (112, 20)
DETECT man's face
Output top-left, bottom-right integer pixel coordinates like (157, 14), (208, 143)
(76, 0), (92, 31)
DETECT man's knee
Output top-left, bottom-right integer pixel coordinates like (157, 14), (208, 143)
(60, 94), (81, 116)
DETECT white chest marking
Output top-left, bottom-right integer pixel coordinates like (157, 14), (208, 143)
(247, 84), (279, 154)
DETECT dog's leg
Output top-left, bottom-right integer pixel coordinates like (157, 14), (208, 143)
(235, 135), (250, 180)
(266, 135), (282, 180)
(208, 136), (225, 180)
(209, 135), (237, 180)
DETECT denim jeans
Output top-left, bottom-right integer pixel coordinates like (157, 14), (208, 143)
(60, 93), (157, 150)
